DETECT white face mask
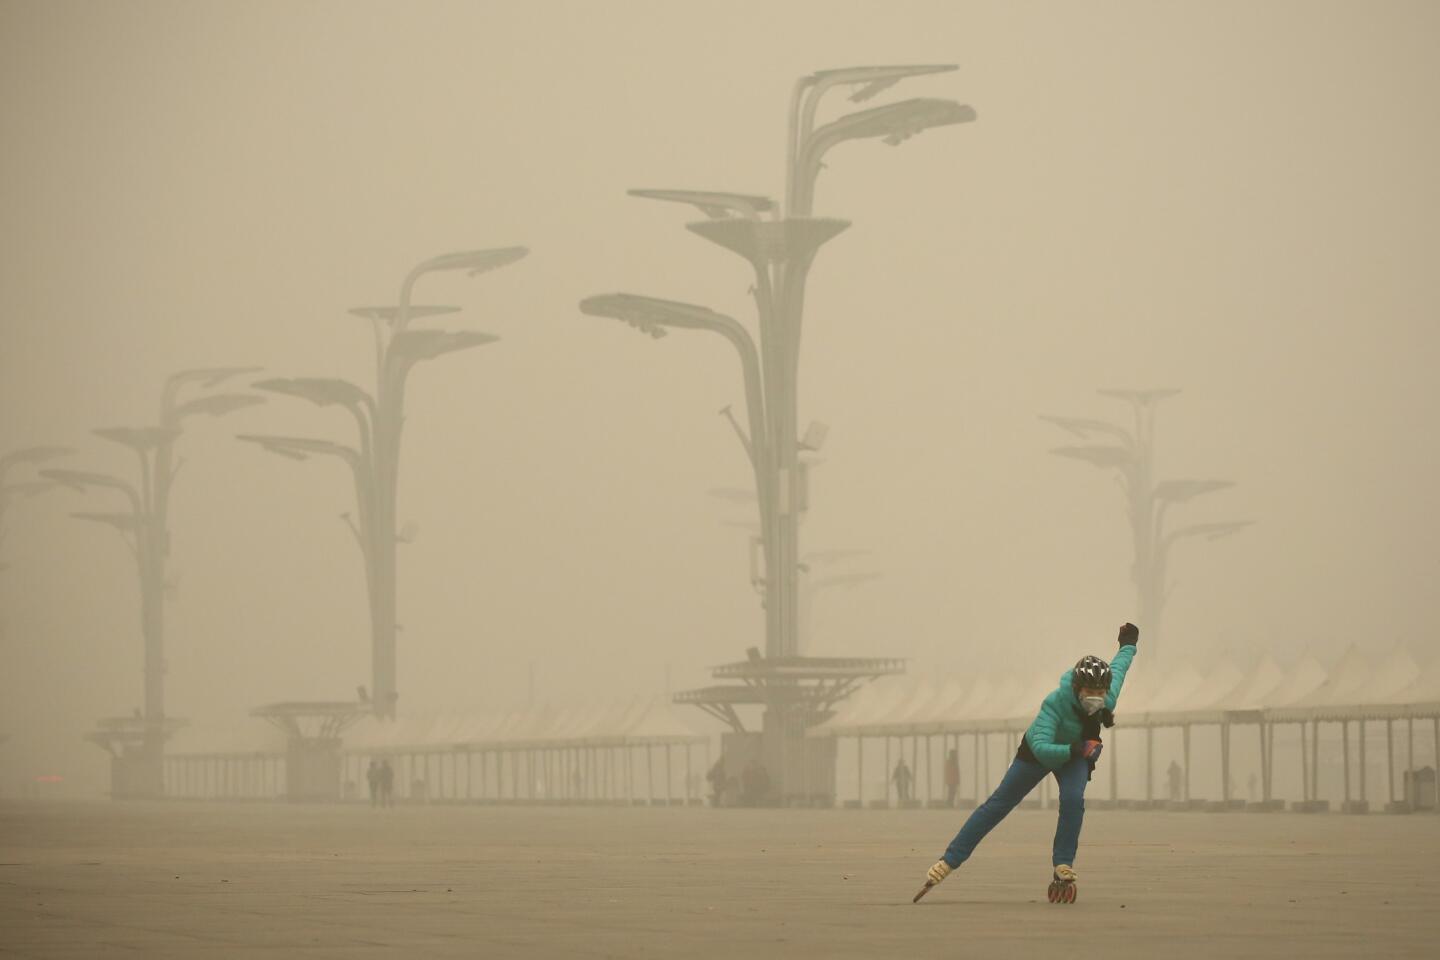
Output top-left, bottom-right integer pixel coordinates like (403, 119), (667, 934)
(1080, 696), (1105, 715)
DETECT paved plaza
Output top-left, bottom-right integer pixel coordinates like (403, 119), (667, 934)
(2, 800), (1438, 958)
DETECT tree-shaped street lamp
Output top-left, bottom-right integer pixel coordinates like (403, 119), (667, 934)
(1041, 389), (1252, 667)
(245, 248), (525, 721)
(581, 67), (973, 801)
(44, 368), (261, 797)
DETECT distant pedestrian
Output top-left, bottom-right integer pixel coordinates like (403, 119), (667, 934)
(892, 757), (914, 803)
(366, 760), (381, 807)
(707, 756), (726, 807)
(1167, 760), (1183, 801)
(944, 749), (961, 807)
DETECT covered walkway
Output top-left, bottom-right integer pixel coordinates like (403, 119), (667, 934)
(811, 644), (1440, 814)
(163, 698), (713, 805)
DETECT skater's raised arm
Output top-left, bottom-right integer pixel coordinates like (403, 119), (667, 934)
(1104, 622), (1139, 710)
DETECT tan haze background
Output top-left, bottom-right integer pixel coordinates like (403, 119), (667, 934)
(1, 0), (1437, 794)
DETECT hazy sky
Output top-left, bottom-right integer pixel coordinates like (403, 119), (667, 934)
(2, 0), (1437, 788)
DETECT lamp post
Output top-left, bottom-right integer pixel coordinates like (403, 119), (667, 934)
(44, 368), (261, 796)
(245, 248), (525, 720)
(581, 67), (974, 799)
(1040, 389), (1252, 667)
(707, 488), (875, 653)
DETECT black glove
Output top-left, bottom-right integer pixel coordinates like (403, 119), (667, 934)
(1118, 622), (1139, 648)
(1071, 738), (1103, 781)
(1098, 707), (1115, 729)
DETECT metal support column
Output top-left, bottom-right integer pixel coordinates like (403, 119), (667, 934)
(884, 737), (891, 805)
(1407, 717), (1415, 809)
(909, 736), (918, 803)
(1342, 720), (1351, 805)
(925, 734), (933, 802)
(1347, 725), (1359, 805)
(1258, 721), (1270, 802)
(1221, 722), (1231, 803)
(856, 736), (864, 806)
(1386, 719), (1395, 804)
(1300, 722), (1310, 802)
(1182, 725), (1191, 801)
(973, 733), (981, 798)
(1109, 730), (1119, 800)
(1145, 727), (1154, 802)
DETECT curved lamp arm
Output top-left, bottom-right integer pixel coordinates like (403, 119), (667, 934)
(787, 65), (957, 214)
(161, 367), (263, 425)
(0, 445), (72, 484)
(579, 293), (769, 468)
(396, 247), (528, 332)
(794, 98), (976, 215)
(252, 377), (376, 467)
(41, 468), (144, 517)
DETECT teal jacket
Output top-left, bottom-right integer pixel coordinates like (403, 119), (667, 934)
(1023, 645), (1137, 771)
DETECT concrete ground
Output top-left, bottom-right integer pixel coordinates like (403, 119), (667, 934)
(2, 800), (1438, 959)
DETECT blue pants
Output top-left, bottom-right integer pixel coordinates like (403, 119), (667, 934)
(941, 755), (1090, 869)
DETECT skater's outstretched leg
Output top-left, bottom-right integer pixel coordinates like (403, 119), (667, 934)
(939, 759), (1048, 867)
(916, 758), (1046, 901)
(1050, 756), (1090, 869)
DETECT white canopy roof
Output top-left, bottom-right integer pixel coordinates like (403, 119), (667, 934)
(810, 641), (1439, 736)
(1351, 644), (1423, 703)
(1391, 653), (1440, 705)
(1215, 653), (1286, 709)
(1262, 654), (1329, 707)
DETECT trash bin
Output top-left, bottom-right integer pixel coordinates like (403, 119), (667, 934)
(1404, 766), (1436, 810)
